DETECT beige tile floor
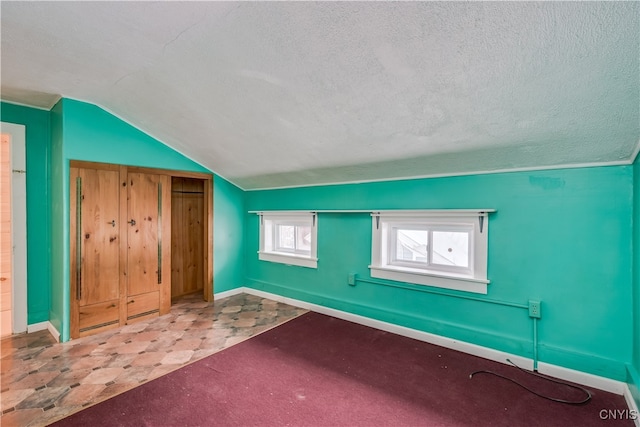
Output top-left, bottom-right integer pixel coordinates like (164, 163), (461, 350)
(0, 292), (308, 427)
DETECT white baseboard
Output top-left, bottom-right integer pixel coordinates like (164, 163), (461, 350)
(47, 322), (61, 342)
(623, 384), (640, 427)
(27, 321), (48, 333)
(231, 286), (627, 397)
(536, 362), (625, 395)
(27, 321), (60, 342)
(213, 288), (246, 300)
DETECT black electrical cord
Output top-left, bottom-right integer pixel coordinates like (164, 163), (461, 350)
(469, 359), (592, 405)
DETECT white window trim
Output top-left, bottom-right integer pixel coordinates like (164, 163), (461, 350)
(258, 212), (318, 269)
(369, 210), (494, 294)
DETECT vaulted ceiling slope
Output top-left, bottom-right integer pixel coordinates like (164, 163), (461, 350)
(1, 2), (639, 189)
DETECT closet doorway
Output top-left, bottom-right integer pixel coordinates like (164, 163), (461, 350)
(171, 177), (207, 301)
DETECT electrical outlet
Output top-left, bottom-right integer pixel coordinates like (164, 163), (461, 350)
(528, 300), (541, 319)
(348, 273), (356, 286)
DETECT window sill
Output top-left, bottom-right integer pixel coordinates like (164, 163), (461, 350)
(258, 251), (318, 269)
(368, 265), (489, 294)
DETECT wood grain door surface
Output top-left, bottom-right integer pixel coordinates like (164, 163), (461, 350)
(70, 167), (121, 337)
(71, 166), (172, 337)
(126, 172), (167, 321)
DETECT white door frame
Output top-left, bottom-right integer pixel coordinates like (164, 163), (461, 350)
(1, 122), (27, 334)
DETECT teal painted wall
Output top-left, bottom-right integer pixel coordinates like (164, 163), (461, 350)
(245, 166), (634, 380)
(630, 152), (640, 406)
(213, 176), (245, 293)
(61, 99), (212, 172)
(50, 98), (244, 341)
(49, 101), (65, 335)
(1, 102), (52, 325)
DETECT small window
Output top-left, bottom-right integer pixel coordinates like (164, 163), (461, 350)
(370, 211), (492, 294)
(259, 212), (318, 268)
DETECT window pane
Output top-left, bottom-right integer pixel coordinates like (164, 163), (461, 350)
(277, 225), (295, 250)
(432, 231), (469, 268)
(274, 224), (311, 254)
(395, 229), (428, 263)
(296, 226), (311, 252)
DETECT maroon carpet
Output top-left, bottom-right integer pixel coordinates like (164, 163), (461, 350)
(51, 312), (632, 426)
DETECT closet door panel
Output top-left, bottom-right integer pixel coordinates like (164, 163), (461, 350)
(78, 168), (120, 304)
(70, 166), (121, 338)
(126, 172), (161, 297)
(125, 172), (170, 321)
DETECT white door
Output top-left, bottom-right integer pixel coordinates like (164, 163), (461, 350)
(0, 122), (27, 334)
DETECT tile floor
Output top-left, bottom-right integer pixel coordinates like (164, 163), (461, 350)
(0, 292), (308, 427)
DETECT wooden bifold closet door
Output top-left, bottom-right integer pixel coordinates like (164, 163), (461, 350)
(70, 163), (171, 339)
(70, 166), (121, 338)
(125, 171), (171, 323)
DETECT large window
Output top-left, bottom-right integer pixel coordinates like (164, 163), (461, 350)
(370, 211), (492, 293)
(259, 212), (318, 268)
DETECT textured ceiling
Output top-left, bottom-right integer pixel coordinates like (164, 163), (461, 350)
(1, 2), (639, 189)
